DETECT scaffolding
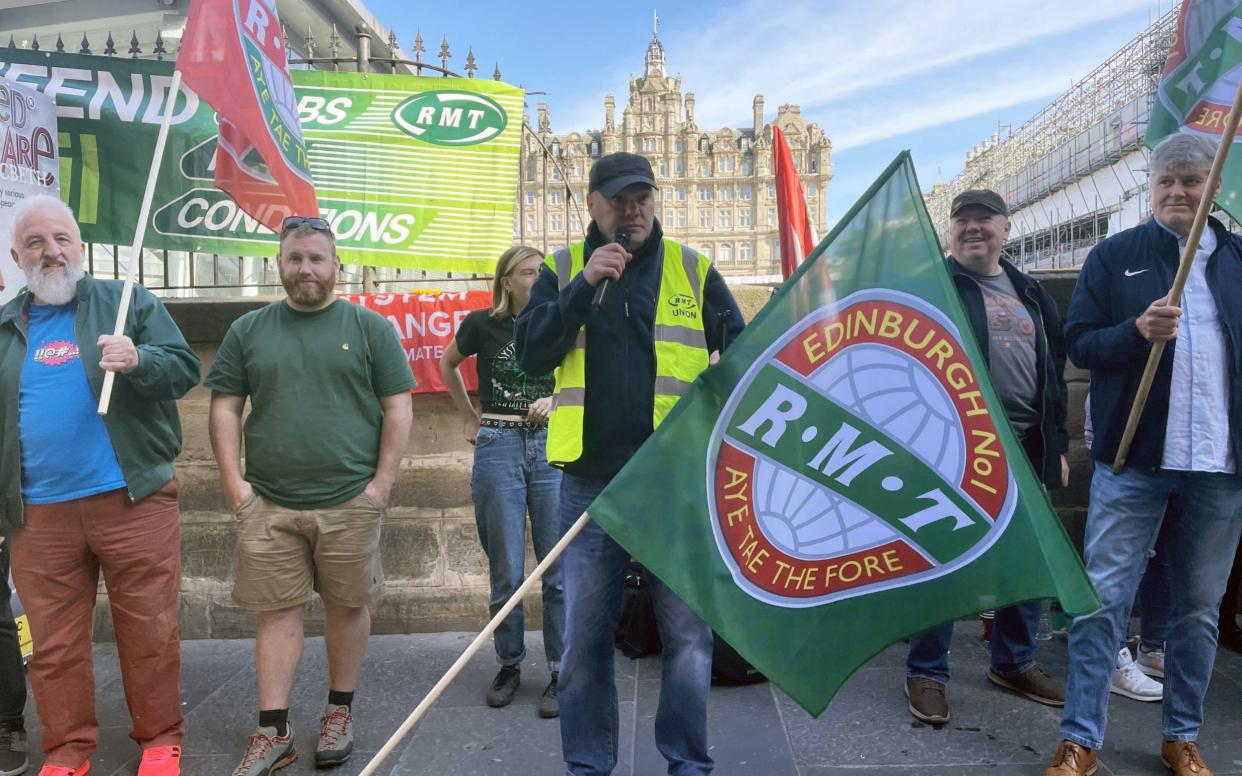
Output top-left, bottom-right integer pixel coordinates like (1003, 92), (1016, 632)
(925, 9), (1179, 269)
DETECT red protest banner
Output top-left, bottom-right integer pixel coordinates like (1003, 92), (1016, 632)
(344, 291), (490, 394)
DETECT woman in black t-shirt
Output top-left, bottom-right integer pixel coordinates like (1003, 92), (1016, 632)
(439, 246), (564, 718)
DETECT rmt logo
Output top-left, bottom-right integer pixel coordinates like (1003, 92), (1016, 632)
(668, 293), (698, 320)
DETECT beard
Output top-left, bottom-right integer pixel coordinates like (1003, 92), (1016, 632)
(24, 259), (85, 306)
(280, 271), (336, 308)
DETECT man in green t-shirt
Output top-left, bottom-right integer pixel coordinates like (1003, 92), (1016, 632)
(205, 217), (414, 775)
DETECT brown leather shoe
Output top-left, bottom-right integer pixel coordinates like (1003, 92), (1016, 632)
(1161, 740), (1213, 775)
(1043, 740), (1097, 775)
(988, 664), (1066, 706)
(904, 676), (949, 723)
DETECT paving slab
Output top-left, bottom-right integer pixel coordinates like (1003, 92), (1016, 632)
(9, 624), (1242, 775)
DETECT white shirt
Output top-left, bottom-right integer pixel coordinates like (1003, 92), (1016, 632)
(1158, 222), (1235, 473)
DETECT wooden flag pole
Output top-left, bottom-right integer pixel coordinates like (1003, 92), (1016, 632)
(356, 510), (593, 776)
(97, 69), (182, 415)
(1111, 76), (1242, 473)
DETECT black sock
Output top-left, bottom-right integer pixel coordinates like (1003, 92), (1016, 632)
(328, 689), (354, 708)
(258, 708), (289, 737)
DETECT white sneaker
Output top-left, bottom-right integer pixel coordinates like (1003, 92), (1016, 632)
(1111, 647), (1163, 702)
(1136, 644), (1165, 679)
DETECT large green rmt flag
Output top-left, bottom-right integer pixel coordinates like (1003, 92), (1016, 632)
(1148, 0), (1242, 219)
(588, 154), (1098, 717)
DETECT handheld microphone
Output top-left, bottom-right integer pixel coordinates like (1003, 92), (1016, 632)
(591, 227), (630, 311)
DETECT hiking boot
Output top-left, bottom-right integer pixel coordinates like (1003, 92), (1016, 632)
(0, 724), (27, 776)
(232, 725), (296, 776)
(904, 676), (949, 723)
(35, 765), (87, 776)
(537, 672), (559, 719)
(1044, 741), (1097, 775)
(1138, 644), (1166, 679)
(315, 704), (354, 768)
(988, 664), (1065, 706)
(485, 666), (520, 708)
(1161, 740), (1213, 775)
(1111, 647), (1163, 702)
(137, 745), (180, 776)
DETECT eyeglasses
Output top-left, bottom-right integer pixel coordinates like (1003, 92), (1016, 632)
(281, 216), (330, 232)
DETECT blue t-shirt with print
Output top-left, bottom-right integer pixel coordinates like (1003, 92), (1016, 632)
(19, 301), (126, 504)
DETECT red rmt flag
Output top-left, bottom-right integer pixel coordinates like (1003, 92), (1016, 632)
(177, 0), (318, 231)
(772, 125), (818, 280)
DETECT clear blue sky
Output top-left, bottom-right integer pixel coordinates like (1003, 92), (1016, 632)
(365, 0), (1171, 227)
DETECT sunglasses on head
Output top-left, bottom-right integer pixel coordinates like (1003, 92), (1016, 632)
(281, 216), (330, 232)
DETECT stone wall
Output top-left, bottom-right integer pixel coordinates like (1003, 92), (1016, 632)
(92, 280), (1100, 640)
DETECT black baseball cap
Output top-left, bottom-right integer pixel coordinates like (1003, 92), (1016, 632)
(589, 152), (656, 199)
(950, 189), (1009, 217)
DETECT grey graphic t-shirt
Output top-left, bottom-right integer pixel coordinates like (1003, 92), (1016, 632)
(454, 308), (554, 414)
(970, 269), (1039, 432)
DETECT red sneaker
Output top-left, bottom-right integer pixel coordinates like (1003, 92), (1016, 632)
(37, 762), (90, 776)
(138, 746), (181, 776)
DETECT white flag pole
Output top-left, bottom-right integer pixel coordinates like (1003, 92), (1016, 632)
(356, 511), (593, 776)
(97, 68), (183, 415)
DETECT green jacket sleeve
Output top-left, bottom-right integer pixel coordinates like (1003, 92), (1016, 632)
(124, 285), (202, 400)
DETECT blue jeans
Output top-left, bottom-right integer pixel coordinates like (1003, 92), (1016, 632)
(1061, 462), (1242, 749)
(557, 474), (713, 776)
(907, 601), (1041, 683)
(1133, 505), (1175, 650)
(471, 425), (564, 671)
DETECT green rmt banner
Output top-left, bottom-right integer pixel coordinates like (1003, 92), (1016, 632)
(1148, 0), (1242, 220)
(585, 154), (1098, 716)
(0, 48), (522, 273)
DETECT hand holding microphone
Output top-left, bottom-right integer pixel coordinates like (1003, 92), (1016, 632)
(589, 227), (630, 311)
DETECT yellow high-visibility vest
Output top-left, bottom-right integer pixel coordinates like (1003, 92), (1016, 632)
(544, 238), (711, 466)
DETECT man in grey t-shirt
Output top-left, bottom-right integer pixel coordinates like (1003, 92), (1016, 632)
(904, 189), (1071, 725)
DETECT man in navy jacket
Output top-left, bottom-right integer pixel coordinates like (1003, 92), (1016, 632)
(1046, 134), (1242, 776)
(904, 189), (1070, 725)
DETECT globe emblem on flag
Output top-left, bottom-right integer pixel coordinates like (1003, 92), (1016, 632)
(707, 289), (1016, 608)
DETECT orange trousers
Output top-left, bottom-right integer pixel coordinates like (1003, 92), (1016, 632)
(12, 482), (184, 766)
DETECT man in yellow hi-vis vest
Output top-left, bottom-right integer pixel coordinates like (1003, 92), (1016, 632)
(517, 152), (743, 775)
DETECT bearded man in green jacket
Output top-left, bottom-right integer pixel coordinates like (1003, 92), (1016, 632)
(0, 194), (200, 776)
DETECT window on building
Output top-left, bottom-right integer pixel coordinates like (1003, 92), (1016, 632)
(699, 245), (713, 259)
(767, 182), (776, 198)
(658, 159), (667, 176)
(665, 187), (675, 201)
(767, 207), (776, 226)
(699, 137), (710, 152)
(698, 187), (713, 202)
(590, 140), (600, 156)
(551, 214), (563, 232)
(719, 209), (733, 228)
(699, 211), (712, 228)
(771, 239), (781, 261)
(720, 243), (733, 262)
(741, 159), (752, 176)
(677, 186), (687, 201)
(678, 209), (688, 228)
(550, 141), (561, 157)
(526, 191), (536, 205)
(642, 137), (656, 152)
(740, 207), (753, 227)
(553, 167), (563, 181)
(809, 157), (818, 172)
(740, 243), (754, 261)
(551, 190), (564, 204)
(571, 213), (582, 232)
(664, 209), (674, 223)
(739, 185), (753, 200)
(719, 186), (733, 201)
(676, 159), (685, 175)
(675, 138), (685, 152)
(526, 215), (536, 233)
(719, 157), (733, 173)
(699, 163), (710, 177)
